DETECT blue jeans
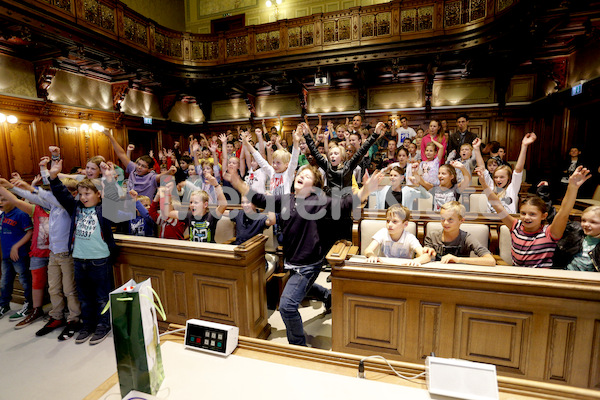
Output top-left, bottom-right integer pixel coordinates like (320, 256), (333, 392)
(73, 257), (112, 329)
(0, 257), (32, 307)
(279, 260), (330, 346)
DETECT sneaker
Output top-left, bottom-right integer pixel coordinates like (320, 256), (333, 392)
(58, 321), (82, 341)
(89, 325), (111, 345)
(15, 307), (44, 329)
(9, 302), (31, 322)
(75, 327), (93, 344)
(35, 318), (66, 337)
(0, 305), (9, 319)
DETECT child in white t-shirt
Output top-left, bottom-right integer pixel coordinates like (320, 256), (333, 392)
(364, 205), (431, 266)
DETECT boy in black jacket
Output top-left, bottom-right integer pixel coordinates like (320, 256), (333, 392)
(49, 159), (117, 345)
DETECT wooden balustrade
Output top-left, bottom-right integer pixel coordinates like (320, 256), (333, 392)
(9, 0), (519, 67)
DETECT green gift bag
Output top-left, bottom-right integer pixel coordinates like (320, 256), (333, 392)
(109, 279), (166, 398)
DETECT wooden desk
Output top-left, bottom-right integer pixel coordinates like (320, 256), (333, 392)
(113, 234), (270, 339)
(326, 255), (600, 391)
(87, 326), (600, 400)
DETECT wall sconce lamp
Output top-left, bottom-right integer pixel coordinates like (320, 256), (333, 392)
(80, 122), (105, 132)
(266, 0), (282, 20)
(0, 113), (18, 124)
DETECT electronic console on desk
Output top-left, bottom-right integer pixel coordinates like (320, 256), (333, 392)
(184, 319), (239, 356)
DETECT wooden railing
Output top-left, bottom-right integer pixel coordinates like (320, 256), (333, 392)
(14, 0), (519, 66)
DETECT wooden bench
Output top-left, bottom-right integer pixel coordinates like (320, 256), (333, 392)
(326, 247), (600, 390)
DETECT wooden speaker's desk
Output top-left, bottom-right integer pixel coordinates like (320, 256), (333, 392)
(87, 330), (600, 400)
(327, 255), (600, 391)
(113, 234), (270, 339)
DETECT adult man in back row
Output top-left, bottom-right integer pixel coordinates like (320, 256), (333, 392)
(447, 114), (478, 157)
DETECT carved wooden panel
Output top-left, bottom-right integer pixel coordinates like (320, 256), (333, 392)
(251, 267), (263, 326)
(455, 306), (532, 374)
(129, 265), (169, 315)
(90, 129), (113, 161)
(418, 302), (441, 359)
(545, 315), (576, 382)
(172, 271), (188, 318)
(6, 121), (37, 177)
(344, 294), (406, 354)
(590, 320), (600, 389)
(56, 125), (85, 173)
(194, 274), (238, 324)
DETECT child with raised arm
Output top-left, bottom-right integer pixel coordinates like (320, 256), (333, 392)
(447, 142), (477, 184)
(6, 155), (82, 339)
(48, 159), (119, 345)
(403, 160), (471, 211)
(249, 125), (300, 196)
(474, 134), (536, 214)
(423, 201), (496, 266)
(226, 196), (276, 245)
(103, 130), (176, 199)
(477, 165), (591, 268)
(555, 205), (600, 271)
(0, 181), (50, 329)
(164, 173), (227, 243)
(226, 165), (382, 346)
(148, 180), (187, 240)
(364, 205), (430, 265)
(127, 190), (155, 237)
(0, 184), (33, 321)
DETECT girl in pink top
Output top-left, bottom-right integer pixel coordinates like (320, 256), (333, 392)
(420, 119), (447, 164)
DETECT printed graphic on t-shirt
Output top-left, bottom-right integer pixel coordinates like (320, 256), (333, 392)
(37, 216), (50, 249)
(189, 220), (210, 242)
(433, 190), (459, 211)
(270, 175), (284, 195)
(381, 241), (413, 259)
(130, 218), (146, 236)
(75, 210), (97, 240)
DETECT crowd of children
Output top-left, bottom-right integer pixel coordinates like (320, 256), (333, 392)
(0, 113), (597, 350)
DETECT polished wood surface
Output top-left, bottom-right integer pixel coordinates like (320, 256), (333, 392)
(113, 234), (271, 339)
(327, 254), (600, 390)
(86, 324), (600, 400)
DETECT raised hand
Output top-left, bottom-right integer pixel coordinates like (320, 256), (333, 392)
(49, 160), (63, 179)
(450, 160), (464, 169)
(0, 177), (13, 189)
(206, 173), (219, 187)
(472, 137), (481, 149)
(174, 141), (180, 149)
(49, 146), (60, 157)
(127, 144), (135, 151)
(209, 142), (218, 153)
(569, 166), (591, 187)
(11, 172), (21, 181)
(31, 174), (42, 187)
(168, 166), (177, 175)
(522, 132), (537, 146)
(219, 134), (227, 144)
(129, 189), (138, 200)
(374, 122), (386, 135)
(39, 156), (51, 168)
(149, 150), (154, 158)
